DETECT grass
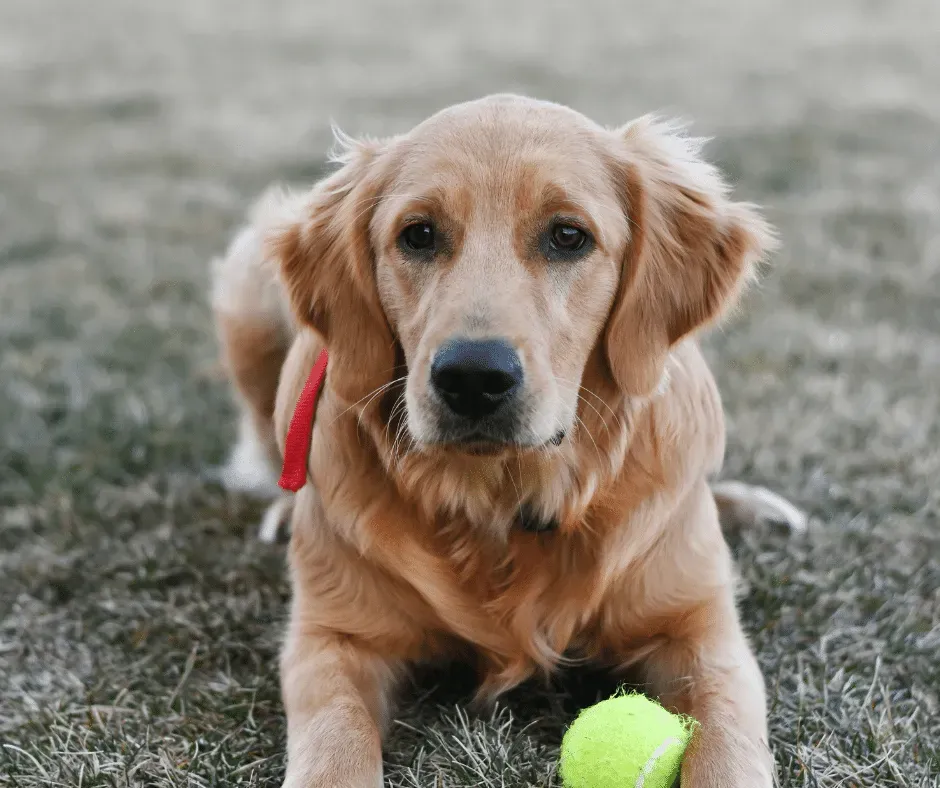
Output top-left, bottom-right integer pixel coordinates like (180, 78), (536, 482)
(1, 0), (938, 785)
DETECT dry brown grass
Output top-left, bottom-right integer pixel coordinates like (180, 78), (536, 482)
(1, 1), (938, 785)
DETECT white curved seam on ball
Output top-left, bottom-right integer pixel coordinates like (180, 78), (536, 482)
(633, 736), (681, 788)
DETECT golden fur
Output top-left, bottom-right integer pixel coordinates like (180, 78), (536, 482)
(212, 95), (802, 787)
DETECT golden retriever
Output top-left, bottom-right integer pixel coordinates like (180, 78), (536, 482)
(211, 94), (805, 788)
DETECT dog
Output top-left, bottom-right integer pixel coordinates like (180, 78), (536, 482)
(211, 95), (805, 787)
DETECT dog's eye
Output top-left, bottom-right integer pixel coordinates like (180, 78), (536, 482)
(549, 223), (588, 252)
(400, 222), (435, 252)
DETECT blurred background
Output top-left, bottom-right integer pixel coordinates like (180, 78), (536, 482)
(1, 1), (938, 786)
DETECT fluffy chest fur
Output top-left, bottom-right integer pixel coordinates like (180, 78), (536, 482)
(282, 334), (726, 696)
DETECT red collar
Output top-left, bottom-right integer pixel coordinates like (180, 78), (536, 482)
(277, 348), (329, 492)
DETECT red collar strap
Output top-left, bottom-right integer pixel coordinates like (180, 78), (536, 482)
(277, 348), (329, 492)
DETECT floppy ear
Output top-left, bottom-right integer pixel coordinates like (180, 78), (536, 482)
(605, 117), (777, 396)
(266, 134), (397, 404)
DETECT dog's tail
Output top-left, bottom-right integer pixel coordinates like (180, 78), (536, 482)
(711, 480), (807, 531)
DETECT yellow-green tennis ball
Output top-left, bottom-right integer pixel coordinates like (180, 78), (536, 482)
(559, 693), (695, 788)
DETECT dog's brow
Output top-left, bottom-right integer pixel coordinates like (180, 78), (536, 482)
(351, 192), (433, 214)
(386, 185), (468, 226)
(396, 192), (446, 214)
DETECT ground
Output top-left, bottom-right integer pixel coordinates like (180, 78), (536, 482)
(1, 1), (938, 786)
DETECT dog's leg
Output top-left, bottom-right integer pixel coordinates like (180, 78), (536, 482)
(647, 609), (773, 788)
(211, 205), (297, 539)
(642, 595), (773, 788)
(212, 222), (291, 483)
(633, 486), (773, 787)
(280, 625), (398, 788)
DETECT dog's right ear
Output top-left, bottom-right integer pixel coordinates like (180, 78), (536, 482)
(265, 133), (397, 403)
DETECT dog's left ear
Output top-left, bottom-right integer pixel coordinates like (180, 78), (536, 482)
(604, 117), (778, 397)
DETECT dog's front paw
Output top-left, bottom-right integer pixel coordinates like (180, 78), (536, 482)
(680, 726), (774, 788)
(281, 762), (383, 788)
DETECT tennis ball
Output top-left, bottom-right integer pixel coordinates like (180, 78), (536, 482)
(559, 692), (695, 788)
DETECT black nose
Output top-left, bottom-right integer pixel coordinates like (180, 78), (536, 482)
(430, 339), (523, 419)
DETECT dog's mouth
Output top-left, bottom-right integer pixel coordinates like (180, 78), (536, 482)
(438, 429), (567, 457)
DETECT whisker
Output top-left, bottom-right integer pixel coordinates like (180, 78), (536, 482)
(554, 379), (616, 440)
(393, 429), (415, 473)
(573, 413), (603, 466)
(390, 407), (414, 468)
(554, 375), (621, 422)
(356, 378), (407, 433)
(328, 373), (405, 427)
(577, 387), (620, 419)
(389, 421), (405, 464)
(384, 393), (409, 448)
(578, 396), (614, 436)
(505, 454), (525, 520)
(554, 375), (623, 431)
(555, 381), (613, 438)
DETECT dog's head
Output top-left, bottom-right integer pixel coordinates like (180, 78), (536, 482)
(270, 95), (774, 462)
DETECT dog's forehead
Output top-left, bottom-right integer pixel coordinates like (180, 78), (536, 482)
(409, 94), (601, 138)
(386, 97), (618, 213)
